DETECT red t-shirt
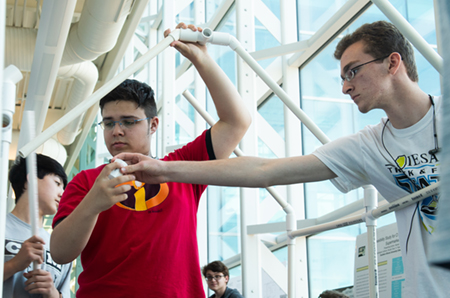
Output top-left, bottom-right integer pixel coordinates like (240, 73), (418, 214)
(53, 130), (214, 297)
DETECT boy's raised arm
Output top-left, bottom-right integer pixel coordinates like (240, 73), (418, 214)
(164, 23), (251, 159)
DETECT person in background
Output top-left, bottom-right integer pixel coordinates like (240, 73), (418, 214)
(318, 290), (350, 298)
(203, 261), (244, 298)
(4, 154), (71, 297)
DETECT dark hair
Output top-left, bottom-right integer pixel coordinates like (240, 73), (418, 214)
(202, 261), (230, 279)
(99, 79), (157, 119)
(319, 290), (350, 298)
(9, 154), (68, 203)
(334, 21), (418, 82)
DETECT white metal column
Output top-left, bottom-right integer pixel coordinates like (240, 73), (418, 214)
(236, 0), (262, 297)
(280, 1), (309, 296)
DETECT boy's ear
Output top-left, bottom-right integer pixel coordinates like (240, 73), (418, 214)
(387, 52), (402, 75)
(150, 117), (159, 134)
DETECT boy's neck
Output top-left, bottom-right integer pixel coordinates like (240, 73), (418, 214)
(11, 197), (43, 228)
(214, 287), (227, 298)
(384, 87), (430, 129)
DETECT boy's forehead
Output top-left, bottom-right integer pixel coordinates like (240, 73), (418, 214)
(340, 42), (370, 69)
(102, 100), (144, 117)
(46, 173), (62, 180)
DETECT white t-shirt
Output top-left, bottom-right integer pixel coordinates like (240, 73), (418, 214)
(4, 213), (72, 297)
(313, 96), (450, 297)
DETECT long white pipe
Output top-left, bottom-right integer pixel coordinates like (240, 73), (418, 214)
(371, 182), (440, 218)
(289, 183), (439, 238)
(290, 214), (364, 238)
(23, 111), (40, 270)
(18, 30), (180, 158)
(288, 0), (372, 68)
(0, 64), (23, 289)
(316, 193), (385, 224)
(234, 42), (331, 145)
(372, 0), (443, 74)
(363, 185), (379, 298)
(179, 29), (331, 145)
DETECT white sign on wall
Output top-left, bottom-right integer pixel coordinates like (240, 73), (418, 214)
(354, 223), (405, 298)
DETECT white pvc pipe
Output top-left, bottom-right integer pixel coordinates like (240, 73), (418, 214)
(233, 42), (331, 145)
(18, 30), (180, 158)
(180, 29), (331, 144)
(290, 214), (364, 238)
(371, 182), (440, 219)
(288, 244), (295, 297)
(23, 112), (40, 270)
(363, 185), (379, 298)
(287, 0), (372, 68)
(372, 0), (443, 74)
(316, 193), (385, 224)
(289, 183), (439, 238)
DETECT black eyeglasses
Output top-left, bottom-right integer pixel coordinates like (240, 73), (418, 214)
(98, 117), (150, 130)
(341, 55), (390, 85)
(205, 274), (224, 281)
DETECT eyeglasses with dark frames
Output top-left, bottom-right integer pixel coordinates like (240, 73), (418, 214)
(205, 274), (224, 282)
(98, 117), (150, 130)
(341, 55), (390, 85)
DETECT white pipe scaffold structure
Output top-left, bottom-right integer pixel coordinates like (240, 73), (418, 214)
(14, 25), (442, 298)
(289, 183), (439, 238)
